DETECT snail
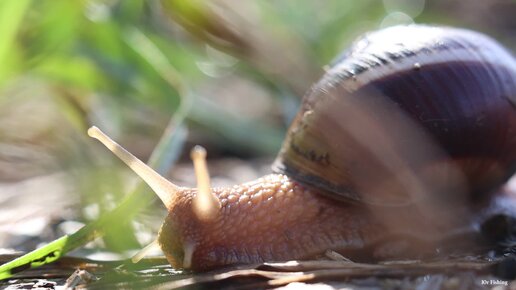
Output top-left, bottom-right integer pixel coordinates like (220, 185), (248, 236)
(88, 24), (516, 271)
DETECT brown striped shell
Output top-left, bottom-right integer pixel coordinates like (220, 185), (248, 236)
(273, 25), (516, 205)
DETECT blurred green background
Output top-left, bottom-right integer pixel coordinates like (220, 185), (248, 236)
(0, 0), (514, 257)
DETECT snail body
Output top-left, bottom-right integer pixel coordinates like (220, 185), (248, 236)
(158, 174), (442, 270)
(90, 25), (516, 271)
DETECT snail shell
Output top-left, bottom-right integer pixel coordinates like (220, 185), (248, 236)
(273, 24), (516, 206)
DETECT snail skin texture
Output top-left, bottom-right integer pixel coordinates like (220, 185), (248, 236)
(89, 25), (516, 271)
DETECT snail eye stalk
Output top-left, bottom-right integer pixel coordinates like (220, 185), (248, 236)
(190, 145), (221, 221)
(88, 126), (179, 210)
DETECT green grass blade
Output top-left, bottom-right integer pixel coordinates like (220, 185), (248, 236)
(0, 236), (69, 280)
(0, 0), (31, 83)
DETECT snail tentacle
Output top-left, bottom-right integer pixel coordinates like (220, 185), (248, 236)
(190, 145), (221, 221)
(88, 126), (180, 210)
